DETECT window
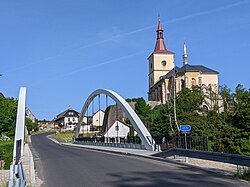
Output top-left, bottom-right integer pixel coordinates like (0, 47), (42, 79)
(161, 60), (167, 66)
(198, 77), (202, 86)
(191, 78), (196, 87)
(72, 118), (75, 122)
(181, 79), (186, 89)
(150, 62), (153, 70)
(68, 112), (74, 115)
(68, 118), (71, 122)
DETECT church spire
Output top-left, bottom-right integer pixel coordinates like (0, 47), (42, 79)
(154, 19), (169, 53)
(183, 42), (188, 65)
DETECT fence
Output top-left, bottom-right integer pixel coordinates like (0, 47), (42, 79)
(154, 136), (209, 151)
(74, 140), (146, 150)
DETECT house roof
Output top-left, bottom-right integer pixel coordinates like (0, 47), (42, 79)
(0, 92), (4, 98)
(53, 107), (79, 121)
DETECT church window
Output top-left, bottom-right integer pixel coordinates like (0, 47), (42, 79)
(191, 78), (196, 87)
(150, 62), (153, 70)
(198, 77), (202, 86)
(181, 79), (186, 89)
(161, 60), (166, 66)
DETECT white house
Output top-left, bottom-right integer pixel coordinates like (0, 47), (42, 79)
(53, 107), (80, 131)
(103, 120), (130, 143)
(92, 110), (105, 127)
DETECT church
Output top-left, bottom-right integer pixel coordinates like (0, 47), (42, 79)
(148, 20), (219, 104)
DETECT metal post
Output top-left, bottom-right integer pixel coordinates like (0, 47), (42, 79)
(184, 133), (188, 163)
(107, 95), (109, 143)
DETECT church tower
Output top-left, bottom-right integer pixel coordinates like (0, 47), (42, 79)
(148, 20), (175, 100)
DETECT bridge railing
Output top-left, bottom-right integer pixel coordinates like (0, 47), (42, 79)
(153, 148), (250, 167)
(74, 140), (146, 150)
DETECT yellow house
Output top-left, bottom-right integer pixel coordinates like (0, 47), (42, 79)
(148, 20), (219, 104)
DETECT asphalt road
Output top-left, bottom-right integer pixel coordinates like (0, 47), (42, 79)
(31, 133), (249, 187)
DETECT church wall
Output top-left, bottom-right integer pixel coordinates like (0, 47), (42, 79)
(148, 53), (174, 88)
(201, 74), (218, 88)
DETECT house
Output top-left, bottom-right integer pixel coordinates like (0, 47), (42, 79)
(26, 107), (36, 123)
(92, 109), (105, 130)
(38, 121), (58, 130)
(53, 107), (79, 131)
(79, 110), (105, 134)
(103, 120), (130, 143)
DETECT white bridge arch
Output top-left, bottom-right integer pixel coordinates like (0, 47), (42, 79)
(75, 89), (155, 151)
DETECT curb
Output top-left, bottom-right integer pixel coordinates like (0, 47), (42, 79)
(28, 144), (36, 186)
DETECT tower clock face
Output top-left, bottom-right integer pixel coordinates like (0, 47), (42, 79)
(161, 60), (167, 66)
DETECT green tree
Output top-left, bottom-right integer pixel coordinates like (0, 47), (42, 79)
(0, 97), (18, 138)
(231, 85), (250, 155)
(25, 118), (39, 134)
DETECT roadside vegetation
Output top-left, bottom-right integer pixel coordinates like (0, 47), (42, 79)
(128, 84), (250, 156)
(235, 168), (250, 181)
(0, 141), (13, 169)
(0, 97), (39, 170)
(51, 131), (96, 143)
(51, 131), (75, 143)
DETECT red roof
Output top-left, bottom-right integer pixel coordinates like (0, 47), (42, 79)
(154, 20), (174, 54)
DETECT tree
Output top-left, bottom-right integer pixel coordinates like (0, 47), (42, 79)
(0, 97), (18, 138)
(25, 118), (39, 134)
(230, 85), (250, 155)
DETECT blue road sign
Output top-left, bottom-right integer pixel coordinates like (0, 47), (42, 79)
(180, 125), (191, 132)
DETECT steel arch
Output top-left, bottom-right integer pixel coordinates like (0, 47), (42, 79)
(75, 89), (155, 151)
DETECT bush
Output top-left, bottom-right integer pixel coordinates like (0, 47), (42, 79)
(0, 141), (14, 169)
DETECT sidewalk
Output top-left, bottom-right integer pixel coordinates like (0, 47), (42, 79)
(62, 142), (156, 157)
(21, 143), (36, 186)
(0, 170), (9, 186)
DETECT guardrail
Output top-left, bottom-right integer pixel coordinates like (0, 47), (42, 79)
(153, 148), (250, 167)
(74, 141), (146, 150)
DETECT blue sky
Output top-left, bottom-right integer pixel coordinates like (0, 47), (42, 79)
(0, 0), (250, 120)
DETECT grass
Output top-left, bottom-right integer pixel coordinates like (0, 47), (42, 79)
(0, 141), (13, 169)
(51, 132), (75, 143)
(79, 132), (96, 138)
(51, 131), (97, 143)
(0, 182), (7, 187)
(235, 168), (250, 181)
